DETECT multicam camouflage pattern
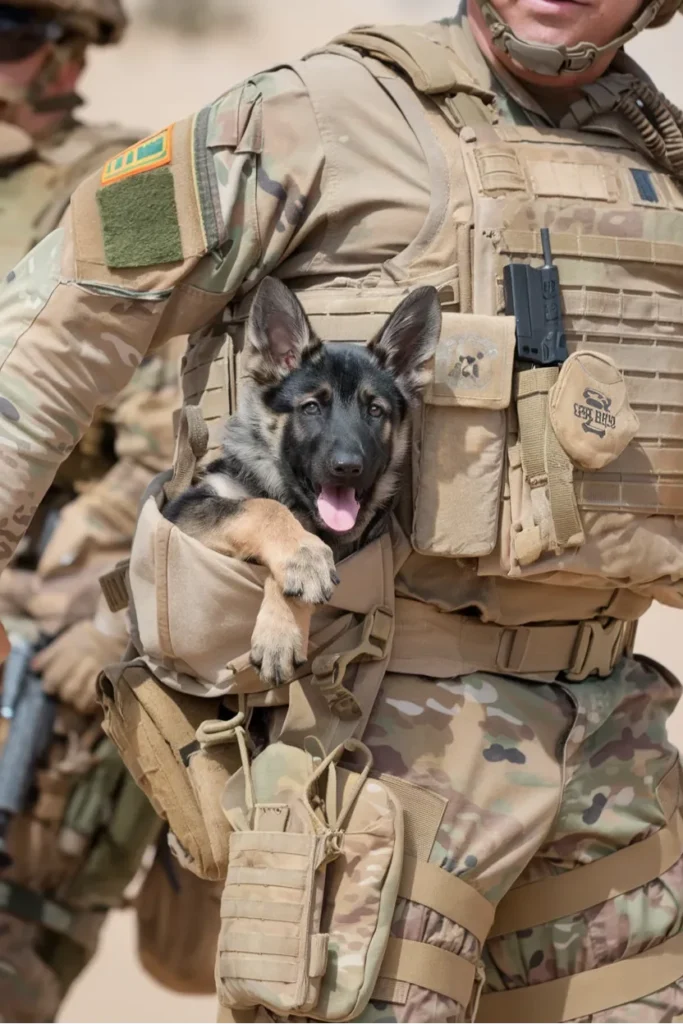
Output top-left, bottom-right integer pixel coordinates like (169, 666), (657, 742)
(203, 647), (683, 1023)
(356, 655), (683, 1023)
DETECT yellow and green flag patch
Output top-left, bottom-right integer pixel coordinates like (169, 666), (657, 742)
(96, 122), (183, 268)
(101, 126), (173, 187)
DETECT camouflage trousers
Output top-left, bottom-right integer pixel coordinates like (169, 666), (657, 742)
(352, 654), (683, 1024)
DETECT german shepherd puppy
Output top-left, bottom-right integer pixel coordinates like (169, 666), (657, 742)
(164, 276), (441, 684)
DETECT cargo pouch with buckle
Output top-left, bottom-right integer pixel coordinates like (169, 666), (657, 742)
(412, 313), (517, 559)
(218, 735), (403, 1021)
(97, 657), (244, 881)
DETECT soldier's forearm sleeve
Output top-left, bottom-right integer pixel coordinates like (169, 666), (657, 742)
(0, 69), (329, 572)
(0, 220), (169, 571)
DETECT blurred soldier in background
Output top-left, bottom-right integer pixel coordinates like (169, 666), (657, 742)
(141, 0), (248, 36)
(0, 2), (218, 1019)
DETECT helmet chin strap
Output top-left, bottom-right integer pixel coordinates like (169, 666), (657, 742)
(475, 0), (667, 76)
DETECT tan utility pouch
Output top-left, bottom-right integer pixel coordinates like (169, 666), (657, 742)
(98, 658), (243, 880)
(412, 314), (516, 558)
(549, 351), (639, 471)
(219, 737), (403, 1021)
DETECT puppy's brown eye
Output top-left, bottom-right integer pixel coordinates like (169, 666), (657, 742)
(301, 400), (320, 415)
(368, 403), (384, 418)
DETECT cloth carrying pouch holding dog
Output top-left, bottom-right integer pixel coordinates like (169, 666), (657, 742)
(128, 489), (396, 698)
(219, 739), (403, 1021)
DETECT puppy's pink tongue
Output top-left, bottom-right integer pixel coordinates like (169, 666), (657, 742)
(316, 486), (360, 533)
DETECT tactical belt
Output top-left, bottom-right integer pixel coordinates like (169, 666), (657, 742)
(102, 556), (634, 685)
(389, 600), (635, 681)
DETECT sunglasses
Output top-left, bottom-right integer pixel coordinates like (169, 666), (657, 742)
(0, 7), (65, 62)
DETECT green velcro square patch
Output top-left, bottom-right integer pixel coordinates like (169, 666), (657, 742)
(96, 165), (183, 269)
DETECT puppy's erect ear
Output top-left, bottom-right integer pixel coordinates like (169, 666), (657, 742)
(367, 286), (441, 396)
(246, 277), (321, 384)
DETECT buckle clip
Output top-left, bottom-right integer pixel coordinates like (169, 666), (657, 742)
(566, 619), (625, 681)
(312, 607), (393, 721)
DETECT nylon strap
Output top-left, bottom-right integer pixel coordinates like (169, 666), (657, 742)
(389, 601), (633, 681)
(477, 929), (683, 1023)
(378, 937), (477, 1007)
(490, 809), (683, 938)
(399, 856), (495, 946)
(515, 367), (584, 562)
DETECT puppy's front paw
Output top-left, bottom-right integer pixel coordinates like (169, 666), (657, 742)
(250, 600), (308, 687)
(279, 535), (338, 605)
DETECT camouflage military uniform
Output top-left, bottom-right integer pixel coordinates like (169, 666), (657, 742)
(1, 1), (683, 1022)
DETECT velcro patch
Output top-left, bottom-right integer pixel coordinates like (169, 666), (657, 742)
(96, 166), (183, 268)
(101, 127), (173, 186)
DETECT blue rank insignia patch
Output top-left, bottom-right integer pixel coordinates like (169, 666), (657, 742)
(101, 126), (173, 186)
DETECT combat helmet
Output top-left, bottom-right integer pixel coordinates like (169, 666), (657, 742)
(651, 0), (683, 25)
(475, 0), (683, 76)
(5, 0), (127, 44)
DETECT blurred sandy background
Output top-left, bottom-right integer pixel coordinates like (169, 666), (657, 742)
(56, 2), (683, 1021)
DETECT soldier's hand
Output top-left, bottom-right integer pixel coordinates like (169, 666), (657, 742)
(0, 621), (8, 663)
(32, 619), (127, 714)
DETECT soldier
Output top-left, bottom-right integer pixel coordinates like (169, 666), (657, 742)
(0, 0), (683, 1021)
(141, 0), (247, 35)
(0, 2), (218, 1020)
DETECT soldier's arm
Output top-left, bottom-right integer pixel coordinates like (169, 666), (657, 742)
(0, 66), (326, 575)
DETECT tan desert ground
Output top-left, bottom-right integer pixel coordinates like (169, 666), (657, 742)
(52, 2), (683, 1021)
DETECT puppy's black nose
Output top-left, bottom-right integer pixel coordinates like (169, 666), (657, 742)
(331, 454), (363, 478)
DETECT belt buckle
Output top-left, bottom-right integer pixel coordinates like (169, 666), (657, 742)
(566, 619), (625, 682)
(312, 607), (394, 722)
(363, 606), (394, 661)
